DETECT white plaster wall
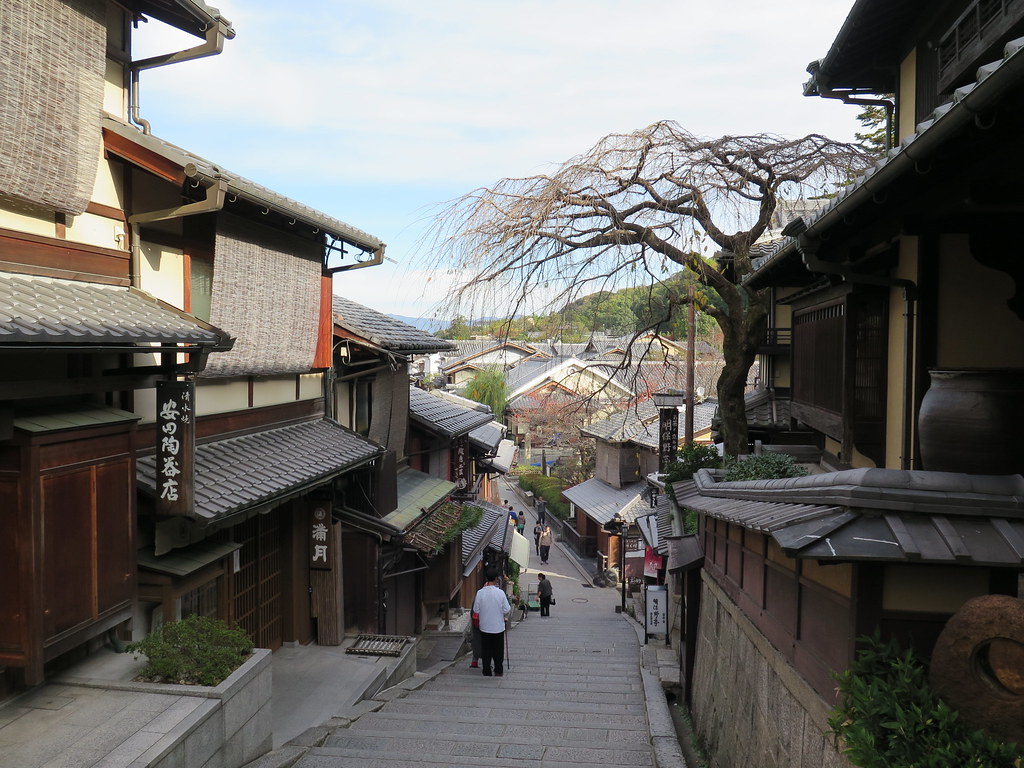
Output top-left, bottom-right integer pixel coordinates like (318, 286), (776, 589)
(138, 241), (185, 309)
(0, 202), (56, 237)
(298, 373), (323, 400)
(196, 380), (250, 416)
(252, 376), (297, 408)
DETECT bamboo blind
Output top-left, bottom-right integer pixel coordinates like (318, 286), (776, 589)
(0, 0), (106, 215)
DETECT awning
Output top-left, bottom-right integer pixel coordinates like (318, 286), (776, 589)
(0, 271), (231, 351)
(461, 502), (506, 575)
(562, 478), (646, 526)
(477, 439), (518, 474)
(382, 467), (455, 531)
(679, 468), (1024, 566)
(665, 535), (704, 572)
(469, 421), (505, 453)
(14, 406), (139, 434)
(137, 419), (384, 526)
(403, 502), (463, 555)
(138, 540), (242, 577)
(408, 387), (494, 438)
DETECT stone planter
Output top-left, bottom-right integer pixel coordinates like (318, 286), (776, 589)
(918, 368), (1024, 476)
(57, 647), (272, 768)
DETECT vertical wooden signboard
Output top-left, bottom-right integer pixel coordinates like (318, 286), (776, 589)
(156, 380), (195, 517)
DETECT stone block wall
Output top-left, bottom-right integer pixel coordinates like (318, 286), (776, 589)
(691, 578), (852, 768)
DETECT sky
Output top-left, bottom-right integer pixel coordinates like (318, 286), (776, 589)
(135, 0), (860, 320)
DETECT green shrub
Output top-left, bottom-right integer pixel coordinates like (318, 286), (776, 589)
(829, 634), (1022, 767)
(683, 507), (699, 534)
(664, 442), (722, 485)
(126, 615), (254, 686)
(724, 453), (809, 482)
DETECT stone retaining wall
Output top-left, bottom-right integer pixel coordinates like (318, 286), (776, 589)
(691, 579), (851, 768)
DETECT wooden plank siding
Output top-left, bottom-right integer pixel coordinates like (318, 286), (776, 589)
(701, 516), (854, 701)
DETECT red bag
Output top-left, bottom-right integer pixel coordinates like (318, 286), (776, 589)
(471, 612), (480, 628)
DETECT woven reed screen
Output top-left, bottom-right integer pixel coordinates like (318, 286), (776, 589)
(202, 214), (322, 377)
(0, 0), (106, 215)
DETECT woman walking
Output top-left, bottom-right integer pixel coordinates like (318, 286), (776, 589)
(539, 525), (553, 564)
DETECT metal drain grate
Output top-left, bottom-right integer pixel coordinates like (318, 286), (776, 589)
(345, 634), (413, 657)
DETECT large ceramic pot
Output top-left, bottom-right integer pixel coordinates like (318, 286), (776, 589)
(918, 368), (1024, 476)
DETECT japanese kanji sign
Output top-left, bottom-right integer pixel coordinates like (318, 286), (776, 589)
(155, 380), (195, 517)
(309, 505), (332, 570)
(658, 407), (679, 472)
(451, 434), (471, 499)
(646, 584), (668, 636)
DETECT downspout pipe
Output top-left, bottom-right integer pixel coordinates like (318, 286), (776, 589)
(782, 219), (918, 469)
(804, 61), (894, 151)
(129, 20), (233, 135)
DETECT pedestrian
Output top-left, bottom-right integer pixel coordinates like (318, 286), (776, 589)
(533, 521), (542, 555)
(468, 608), (482, 668)
(504, 500), (516, 521)
(472, 568), (511, 677)
(537, 572), (553, 617)
(536, 497), (547, 525)
(539, 525), (553, 564)
(516, 511), (526, 535)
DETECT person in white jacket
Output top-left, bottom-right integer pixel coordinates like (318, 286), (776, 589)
(472, 569), (511, 676)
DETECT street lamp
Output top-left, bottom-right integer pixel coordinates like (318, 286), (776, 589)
(603, 512), (627, 613)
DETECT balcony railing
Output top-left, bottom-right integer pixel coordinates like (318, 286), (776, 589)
(759, 328), (791, 351)
(938, 0), (1024, 88)
(556, 518), (597, 559)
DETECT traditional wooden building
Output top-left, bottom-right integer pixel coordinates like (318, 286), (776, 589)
(0, 0), (391, 693)
(674, 1), (1024, 765)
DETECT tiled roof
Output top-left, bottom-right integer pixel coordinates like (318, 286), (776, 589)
(408, 386), (494, 438)
(102, 117), (383, 256)
(581, 400), (660, 443)
(0, 271), (230, 348)
(383, 467), (456, 531)
(137, 419), (383, 523)
(469, 421), (505, 453)
(562, 478), (646, 526)
(332, 295), (455, 354)
(751, 34), (1024, 284)
(461, 502), (507, 572)
(681, 468), (1024, 566)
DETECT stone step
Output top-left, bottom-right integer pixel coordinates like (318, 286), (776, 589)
(340, 722), (653, 750)
(402, 685), (647, 707)
(382, 689), (647, 715)
(300, 740), (654, 768)
(371, 699), (648, 730)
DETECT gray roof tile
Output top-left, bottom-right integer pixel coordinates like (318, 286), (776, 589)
(562, 478), (646, 526)
(333, 295), (455, 353)
(137, 419), (383, 523)
(679, 468), (1024, 566)
(0, 272), (229, 347)
(408, 386), (494, 438)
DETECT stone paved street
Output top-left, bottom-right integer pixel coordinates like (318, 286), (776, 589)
(290, 495), (661, 767)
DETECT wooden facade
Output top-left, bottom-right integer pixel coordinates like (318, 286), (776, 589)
(0, 419), (137, 686)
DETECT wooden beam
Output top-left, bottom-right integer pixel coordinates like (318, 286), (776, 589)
(102, 128), (186, 185)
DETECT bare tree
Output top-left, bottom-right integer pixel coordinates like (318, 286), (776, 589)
(427, 121), (868, 456)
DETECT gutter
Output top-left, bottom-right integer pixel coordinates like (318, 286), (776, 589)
(129, 19), (234, 135)
(803, 35), (1024, 242)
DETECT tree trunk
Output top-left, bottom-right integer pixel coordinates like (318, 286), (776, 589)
(715, 288), (769, 457)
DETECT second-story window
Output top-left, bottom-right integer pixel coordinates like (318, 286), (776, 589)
(352, 378), (372, 436)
